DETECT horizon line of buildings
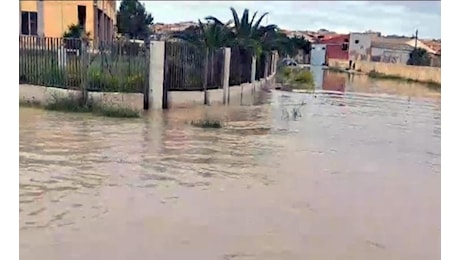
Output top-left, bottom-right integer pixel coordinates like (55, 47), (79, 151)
(306, 32), (440, 67)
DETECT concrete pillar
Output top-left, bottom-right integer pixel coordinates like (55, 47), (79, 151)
(37, 0), (44, 36)
(274, 52), (279, 74)
(251, 55), (257, 83)
(148, 41), (165, 110)
(250, 55), (257, 94)
(222, 47), (231, 105)
(264, 56), (269, 78)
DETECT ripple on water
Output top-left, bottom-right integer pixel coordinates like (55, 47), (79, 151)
(19, 88), (440, 246)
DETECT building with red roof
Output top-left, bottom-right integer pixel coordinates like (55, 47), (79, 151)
(319, 34), (350, 61)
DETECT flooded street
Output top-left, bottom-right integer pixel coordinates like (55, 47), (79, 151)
(20, 71), (440, 260)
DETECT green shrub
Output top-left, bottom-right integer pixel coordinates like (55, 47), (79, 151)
(87, 68), (120, 91)
(20, 53), (147, 92)
(190, 119), (223, 128)
(293, 70), (314, 84)
(281, 67), (292, 78)
(93, 105), (140, 118)
(276, 66), (315, 89)
(123, 74), (145, 92)
(43, 94), (140, 118)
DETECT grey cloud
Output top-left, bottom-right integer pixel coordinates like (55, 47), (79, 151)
(367, 1), (441, 14)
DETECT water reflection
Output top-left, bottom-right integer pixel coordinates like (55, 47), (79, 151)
(308, 67), (440, 101)
(20, 75), (440, 260)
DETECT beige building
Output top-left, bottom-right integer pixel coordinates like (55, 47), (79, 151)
(19, 0), (116, 42)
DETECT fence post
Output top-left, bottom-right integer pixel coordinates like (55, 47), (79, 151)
(58, 44), (67, 69)
(37, 0), (44, 37)
(222, 47), (231, 105)
(273, 51), (279, 74)
(203, 48), (209, 105)
(264, 54), (269, 78)
(148, 41), (165, 110)
(251, 55), (257, 94)
(80, 39), (89, 106)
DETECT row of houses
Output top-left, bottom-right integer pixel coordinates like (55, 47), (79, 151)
(308, 32), (441, 67)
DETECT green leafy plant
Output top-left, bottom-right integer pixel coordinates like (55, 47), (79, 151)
(190, 119), (223, 128)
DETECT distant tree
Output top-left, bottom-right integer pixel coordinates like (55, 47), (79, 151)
(116, 0), (154, 40)
(407, 47), (431, 66)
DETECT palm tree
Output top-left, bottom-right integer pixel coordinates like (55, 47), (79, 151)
(205, 7), (278, 56)
(172, 19), (231, 50)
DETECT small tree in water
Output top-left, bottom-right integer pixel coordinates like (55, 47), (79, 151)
(407, 48), (431, 66)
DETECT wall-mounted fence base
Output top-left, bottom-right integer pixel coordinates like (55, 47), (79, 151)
(146, 41), (278, 110)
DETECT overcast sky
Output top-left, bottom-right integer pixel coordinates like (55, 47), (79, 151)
(135, 1), (440, 39)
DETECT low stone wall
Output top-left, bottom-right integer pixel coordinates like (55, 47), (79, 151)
(19, 84), (144, 111)
(329, 58), (441, 84)
(20, 73), (276, 111)
(167, 74), (276, 108)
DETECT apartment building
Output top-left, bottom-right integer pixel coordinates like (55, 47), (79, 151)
(19, 0), (116, 42)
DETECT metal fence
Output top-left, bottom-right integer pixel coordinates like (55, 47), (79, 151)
(163, 41), (225, 91)
(19, 35), (149, 93)
(255, 52), (273, 80)
(20, 36), (275, 95)
(229, 47), (252, 86)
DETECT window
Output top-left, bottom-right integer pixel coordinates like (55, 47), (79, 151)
(21, 11), (38, 35)
(355, 39), (360, 44)
(77, 5), (87, 30)
(342, 43), (349, 51)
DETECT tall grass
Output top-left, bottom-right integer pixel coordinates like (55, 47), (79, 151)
(276, 66), (315, 90)
(21, 94), (141, 118)
(190, 119), (223, 128)
(368, 70), (441, 89)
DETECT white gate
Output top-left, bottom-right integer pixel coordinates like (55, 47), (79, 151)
(310, 44), (327, 66)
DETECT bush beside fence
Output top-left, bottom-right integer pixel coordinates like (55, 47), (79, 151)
(19, 35), (148, 93)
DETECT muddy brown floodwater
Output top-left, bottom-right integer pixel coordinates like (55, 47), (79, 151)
(20, 71), (440, 260)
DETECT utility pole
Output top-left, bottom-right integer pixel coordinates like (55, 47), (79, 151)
(414, 29), (418, 50)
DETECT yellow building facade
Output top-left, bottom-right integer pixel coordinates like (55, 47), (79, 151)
(20, 0), (116, 42)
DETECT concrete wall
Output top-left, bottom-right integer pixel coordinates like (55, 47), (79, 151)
(349, 33), (373, 61)
(167, 74), (276, 108)
(329, 58), (441, 84)
(19, 76), (277, 112)
(371, 47), (411, 64)
(19, 84), (144, 111)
